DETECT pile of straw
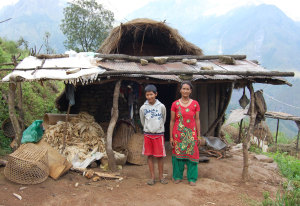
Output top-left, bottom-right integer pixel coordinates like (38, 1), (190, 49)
(43, 112), (105, 162)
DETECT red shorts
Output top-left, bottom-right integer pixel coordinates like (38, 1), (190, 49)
(142, 133), (166, 157)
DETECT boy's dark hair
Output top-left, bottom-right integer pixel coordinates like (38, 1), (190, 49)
(144, 84), (157, 93)
(180, 81), (193, 90)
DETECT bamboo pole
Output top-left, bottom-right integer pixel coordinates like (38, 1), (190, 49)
(106, 80), (121, 172)
(242, 83), (257, 182)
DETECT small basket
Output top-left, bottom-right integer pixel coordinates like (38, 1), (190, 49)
(4, 143), (49, 184)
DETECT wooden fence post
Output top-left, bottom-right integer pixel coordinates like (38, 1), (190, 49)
(106, 80), (121, 172)
(242, 83), (257, 182)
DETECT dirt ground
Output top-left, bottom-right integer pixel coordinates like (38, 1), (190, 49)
(0, 147), (284, 206)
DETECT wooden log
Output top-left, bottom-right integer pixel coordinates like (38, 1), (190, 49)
(106, 80), (122, 172)
(36, 54), (69, 59)
(8, 77), (22, 150)
(16, 82), (25, 131)
(99, 70), (295, 77)
(95, 54), (247, 62)
(242, 83), (257, 182)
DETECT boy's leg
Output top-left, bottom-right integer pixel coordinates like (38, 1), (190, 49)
(172, 156), (184, 181)
(187, 160), (198, 184)
(148, 156), (155, 180)
(157, 157), (163, 180)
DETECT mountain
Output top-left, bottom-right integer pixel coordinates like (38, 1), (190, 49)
(0, 0), (299, 136)
(0, 0), (66, 53)
(128, 1), (300, 137)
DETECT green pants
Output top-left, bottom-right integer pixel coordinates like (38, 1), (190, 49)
(172, 156), (198, 183)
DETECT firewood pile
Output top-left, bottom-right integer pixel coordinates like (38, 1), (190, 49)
(43, 112), (105, 162)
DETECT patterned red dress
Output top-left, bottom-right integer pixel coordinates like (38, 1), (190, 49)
(171, 99), (200, 162)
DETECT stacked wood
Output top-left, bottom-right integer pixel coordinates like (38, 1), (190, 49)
(43, 112), (105, 162)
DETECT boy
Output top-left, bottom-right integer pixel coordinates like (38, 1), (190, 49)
(139, 84), (168, 185)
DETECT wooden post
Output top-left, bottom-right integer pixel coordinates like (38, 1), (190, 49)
(8, 77), (23, 150)
(275, 119), (280, 144)
(16, 82), (25, 131)
(296, 121), (300, 152)
(242, 83), (257, 182)
(106, 80), (121, 172)
(238, 119), (243, 143)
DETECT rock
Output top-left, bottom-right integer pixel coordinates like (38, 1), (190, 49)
(231, 143), (243, 152)
(254, 155), (274, 163)
(182, 58), (197, 65)
(154, 57), (168, 64)
(140, 59), (148, 66)
(74, 182), (79, 187)
(201, 66), (214, 70)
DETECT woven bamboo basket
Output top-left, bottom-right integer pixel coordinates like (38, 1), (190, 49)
(1, 118), (16, 138)
(4, 143), (49, 184)
(126, 133), (147, 165)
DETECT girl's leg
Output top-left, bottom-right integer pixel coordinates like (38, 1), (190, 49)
(172, 156), (184, 181)
(187, 160), (198, 184)
(148, 156), (155, 180)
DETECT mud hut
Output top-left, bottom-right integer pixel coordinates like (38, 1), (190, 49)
(2, 19), (294, 174)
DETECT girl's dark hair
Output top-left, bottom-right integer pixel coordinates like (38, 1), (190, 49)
(180, 81), (193, 90)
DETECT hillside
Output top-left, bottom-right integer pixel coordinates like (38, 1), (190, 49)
(0, 0), (66, 53)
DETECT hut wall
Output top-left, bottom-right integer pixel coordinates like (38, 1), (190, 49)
(193, 83), (231, 136)
(70, 82), (130, 123)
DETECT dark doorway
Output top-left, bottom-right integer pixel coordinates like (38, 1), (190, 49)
(156, 83), (178, 141)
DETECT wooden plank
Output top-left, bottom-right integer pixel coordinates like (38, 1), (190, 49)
(198, 84), (208, 135)
(208, 84), (216, 136)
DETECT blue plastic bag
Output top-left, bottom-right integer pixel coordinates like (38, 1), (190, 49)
(21, 120), (44, 144)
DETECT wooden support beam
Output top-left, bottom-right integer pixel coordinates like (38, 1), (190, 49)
(106, 80), (122, 172)
(99, 70), (295, 77)
(242, 83), (257, 182)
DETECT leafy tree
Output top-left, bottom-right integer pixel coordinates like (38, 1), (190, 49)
(60, 0), (114, 52)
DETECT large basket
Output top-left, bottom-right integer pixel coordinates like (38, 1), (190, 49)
(127, 133), (147, 165)
(4, 143), (49, 184)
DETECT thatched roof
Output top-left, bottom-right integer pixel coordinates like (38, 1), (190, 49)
(97, 18), (203, 56)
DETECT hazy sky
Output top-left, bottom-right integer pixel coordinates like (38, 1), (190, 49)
(1, 0), (300, 21)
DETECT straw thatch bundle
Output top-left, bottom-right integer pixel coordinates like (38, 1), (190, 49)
(98, 18), (203, 56)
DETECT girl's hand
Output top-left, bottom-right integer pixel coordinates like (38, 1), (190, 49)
(170, 138), (174, 148)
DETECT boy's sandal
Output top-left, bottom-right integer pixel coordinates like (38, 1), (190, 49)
(147, 179), (155, 185)
(160, 178), (168, 184)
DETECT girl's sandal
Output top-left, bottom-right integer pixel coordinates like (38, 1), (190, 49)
(160, 178), (168, 184)
(174, 179), (182, 184)
(189, 182), (196, 186)
(147, 179), (155, 185)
